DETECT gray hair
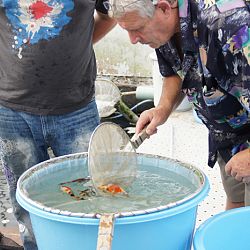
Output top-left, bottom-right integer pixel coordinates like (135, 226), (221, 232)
(109, 0), (155, 18)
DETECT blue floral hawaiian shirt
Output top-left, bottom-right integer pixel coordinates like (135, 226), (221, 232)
(156, 0), (250, 167)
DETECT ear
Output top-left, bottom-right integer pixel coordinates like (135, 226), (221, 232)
(155, 0), (172, 14)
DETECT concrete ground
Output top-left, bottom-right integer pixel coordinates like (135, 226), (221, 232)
(0, 108), (226, 247)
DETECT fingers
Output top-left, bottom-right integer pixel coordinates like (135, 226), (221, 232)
(135, 110), (152, 134)
(234, 174), (243, 182)
(146, 116), (158, 135)
(136, 109), (158, 135)
(225, 161), (249, 183)
(226, 162), (243, 181)
(224, 149), (250, 182)
(230, 170), (237, 178)
(136, 107), (169, 135)
(225, 162), (232, 176)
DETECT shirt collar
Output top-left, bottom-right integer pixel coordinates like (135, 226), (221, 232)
(178, 0), (198, 53)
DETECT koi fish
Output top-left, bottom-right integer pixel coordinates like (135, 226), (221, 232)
(59, 177), (90, 185)
(60, 186), (75, 198)
(60, 185), (96, 200)
(98, 184), (128, 196)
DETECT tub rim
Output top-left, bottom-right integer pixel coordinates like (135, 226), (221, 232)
(16, 152), (210, 225)
(193, 206), (250, 249)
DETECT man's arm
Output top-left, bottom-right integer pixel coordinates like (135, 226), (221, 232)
(93, 11), (117, 44)
(136, 74), (183, 135)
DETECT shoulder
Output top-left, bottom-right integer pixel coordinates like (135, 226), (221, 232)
(195, 0), (249, 47)
(196, 0), (249, 27)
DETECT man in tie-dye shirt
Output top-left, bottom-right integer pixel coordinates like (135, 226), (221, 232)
(110, 0), (250, 210)
(0, 1), (116, 249)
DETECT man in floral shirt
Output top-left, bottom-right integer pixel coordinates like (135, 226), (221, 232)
(109, 0), (250, 210)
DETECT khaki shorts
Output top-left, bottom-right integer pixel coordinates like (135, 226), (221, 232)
(218, 154), (250, 205)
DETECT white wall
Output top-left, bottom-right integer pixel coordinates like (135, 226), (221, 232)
(94, 25), (154, 77)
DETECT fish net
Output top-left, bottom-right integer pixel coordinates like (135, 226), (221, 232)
(95, 79), (120, 118)
(88, 122), (137, 193)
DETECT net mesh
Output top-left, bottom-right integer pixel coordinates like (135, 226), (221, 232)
(88, 123), (137, 191)
(95, 79), (121, 117)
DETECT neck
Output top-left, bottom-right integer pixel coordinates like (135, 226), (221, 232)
(172, 7), (180, 33)
(172, 32), (183, 61)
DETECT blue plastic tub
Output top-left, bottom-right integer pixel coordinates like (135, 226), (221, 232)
(17, 153), (209, 250)
(194, 206), (250, 250)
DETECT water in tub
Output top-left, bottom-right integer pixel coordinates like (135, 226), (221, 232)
(22, 158), (199, 214)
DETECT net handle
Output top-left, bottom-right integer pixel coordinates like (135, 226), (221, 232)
(96, 213), (115, 250)
(130, 128), (149, 149)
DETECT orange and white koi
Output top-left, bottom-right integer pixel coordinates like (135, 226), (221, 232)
(98, 184), (128, 196)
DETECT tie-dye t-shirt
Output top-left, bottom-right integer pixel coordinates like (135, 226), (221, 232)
(0, 0), (107, 115)
(156, 0), (250, 167)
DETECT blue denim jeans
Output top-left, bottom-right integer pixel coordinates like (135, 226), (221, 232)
(0, 100), (99, 250)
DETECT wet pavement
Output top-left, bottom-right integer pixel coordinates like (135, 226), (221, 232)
(0, 170), (22, 245)
(0, 173), (15, 226)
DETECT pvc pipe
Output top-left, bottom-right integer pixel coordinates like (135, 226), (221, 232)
(136, 86), (154, 100)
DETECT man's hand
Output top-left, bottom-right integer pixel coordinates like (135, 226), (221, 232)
(135, 105), (170, 135)
(225, 148), (250, 182)
(136, 75), (182, 135)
